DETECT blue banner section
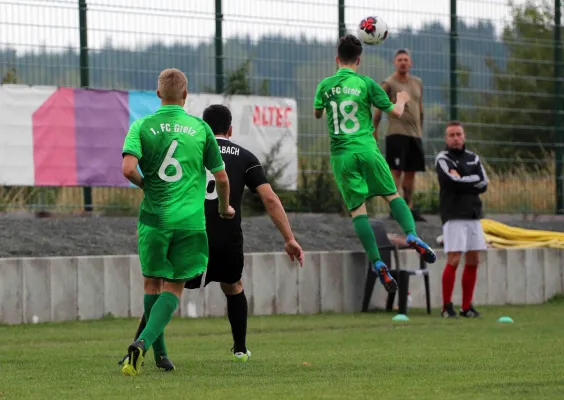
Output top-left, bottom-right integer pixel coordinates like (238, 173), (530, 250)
(128, 90), (160, 127)
(127, 90), (157, 187)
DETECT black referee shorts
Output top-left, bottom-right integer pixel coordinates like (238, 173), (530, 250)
(183, 236), (245, 289)
(385, 134), (426, 172)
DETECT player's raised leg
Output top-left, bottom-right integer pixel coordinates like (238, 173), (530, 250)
(351, 203), (397, 292)
(358, 149), (436, 264)
(221, 280), (251, 362)
(331, 153), (397, 292)
(383, 192), (436, 263)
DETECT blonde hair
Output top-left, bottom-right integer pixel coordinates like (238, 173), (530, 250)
(157, 68), (188, 101)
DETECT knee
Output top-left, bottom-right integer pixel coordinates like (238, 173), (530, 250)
(447, 252), (462, 267)
(221, 280), (243, 296)
(465, 251), (480, 266)
(162, 281), (185, 298)
(383, 193), (400, 203)
(403, 172), (415, 184)
(144, 278), (163, 294)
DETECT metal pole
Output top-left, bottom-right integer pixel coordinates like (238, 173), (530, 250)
(338, 0), (346, 38)
(79, 0), (92, 212)
(555, 0), (563, 214)
(449, 0), (457, 121)
(215, 0), (224, 94)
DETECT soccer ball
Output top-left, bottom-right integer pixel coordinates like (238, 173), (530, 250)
(357, 16), (389, 45)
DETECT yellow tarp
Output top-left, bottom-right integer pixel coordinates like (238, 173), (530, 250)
(481, 219), (564, 249)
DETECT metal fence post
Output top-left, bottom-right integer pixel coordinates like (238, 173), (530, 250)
(78, 0), (92, 212)
(555, 0), (563, 214)
(449, 0), (457, 121)
(215, 0), (224, 94)
(338, 0), (345, 38)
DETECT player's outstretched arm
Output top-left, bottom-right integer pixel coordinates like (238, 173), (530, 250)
(122, 154), (144, 188)
(213, 169), (235, 219)
(387, 91), (410, 119)
(367, 78), (408, 120)
(256, 184), (304, 266)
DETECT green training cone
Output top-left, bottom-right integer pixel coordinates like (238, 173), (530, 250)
(497, 316), (514, 323)
(392, 314), (409, 322)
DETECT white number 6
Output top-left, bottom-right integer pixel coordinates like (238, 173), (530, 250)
(158, 140), (182, 182)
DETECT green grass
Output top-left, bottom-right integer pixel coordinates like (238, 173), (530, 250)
(1, 302), (564, 400)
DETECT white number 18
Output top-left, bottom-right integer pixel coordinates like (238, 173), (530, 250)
(330, 100), (360, 135)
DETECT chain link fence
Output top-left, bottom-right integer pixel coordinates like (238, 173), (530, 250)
(1, 0), (562, 215)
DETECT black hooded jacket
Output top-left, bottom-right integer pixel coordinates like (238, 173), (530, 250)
(435, 146), (488, 224)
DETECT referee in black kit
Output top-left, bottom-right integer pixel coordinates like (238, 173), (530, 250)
(119, 104), (304, 368)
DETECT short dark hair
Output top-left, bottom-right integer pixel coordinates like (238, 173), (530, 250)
(337, 34), (363, 64)
(394, 48), (410, 58)
(203, 104), (231, 135)
(446, 120), (462, 128)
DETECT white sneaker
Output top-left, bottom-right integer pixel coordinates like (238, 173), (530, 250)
(232, 349), (251, 363)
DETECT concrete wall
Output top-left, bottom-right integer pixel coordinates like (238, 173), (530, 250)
(0, 248), (562, 325)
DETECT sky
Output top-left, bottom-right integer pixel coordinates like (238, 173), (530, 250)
(0, 0), (535, 53)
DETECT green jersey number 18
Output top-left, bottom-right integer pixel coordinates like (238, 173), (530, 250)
(330, 100), (360, 135)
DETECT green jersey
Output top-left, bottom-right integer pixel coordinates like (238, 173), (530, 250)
(122, 105), (224, 231)
(313, 68), (394, 155)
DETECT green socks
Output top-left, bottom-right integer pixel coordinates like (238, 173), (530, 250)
(139, 292), (179, 352)
(143, 294), (167, 358)
(389, 197), (416, 236)
(352, 214), (381, 263)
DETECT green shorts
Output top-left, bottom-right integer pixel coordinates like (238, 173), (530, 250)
(137, 222), (208, 282)
(331, 150), (397, 211)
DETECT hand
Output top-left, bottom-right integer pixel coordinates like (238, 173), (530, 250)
(284, 239), (304, 267)
(219, 205), (235, 219)
(449, 169), (460, 177)
(397, 91), (410, 103)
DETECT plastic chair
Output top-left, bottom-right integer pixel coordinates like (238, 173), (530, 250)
(361, 220), (431, 315)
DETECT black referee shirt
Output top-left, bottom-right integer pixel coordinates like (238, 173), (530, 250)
(204, 137), (269, 247)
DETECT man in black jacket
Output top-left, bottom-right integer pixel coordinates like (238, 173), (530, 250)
(435, 121), (488, 318)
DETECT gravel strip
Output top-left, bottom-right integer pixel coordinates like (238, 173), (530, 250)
(1, 212), (563, 258)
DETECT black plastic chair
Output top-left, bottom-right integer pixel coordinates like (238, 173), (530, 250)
(361, 220), (431, 315)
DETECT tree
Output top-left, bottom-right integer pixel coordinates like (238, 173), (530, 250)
(225, 59), (252, 95)
(469, 2), (559, 168)
(1, 66), (17, 84)
(224, 58), (270, 96)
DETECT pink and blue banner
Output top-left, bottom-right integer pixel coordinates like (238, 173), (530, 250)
(32, 88), (160, 187)
(0, 85), (298, 189)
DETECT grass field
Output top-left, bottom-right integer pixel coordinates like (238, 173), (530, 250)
(1, 301), (564, 400)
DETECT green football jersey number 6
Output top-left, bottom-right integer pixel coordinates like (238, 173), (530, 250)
(158, 140), (182, 182)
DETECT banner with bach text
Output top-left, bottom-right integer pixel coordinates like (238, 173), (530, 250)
(0, 85), (298, 190)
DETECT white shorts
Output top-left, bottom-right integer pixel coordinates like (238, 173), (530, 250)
(442, 220), (487, 253)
